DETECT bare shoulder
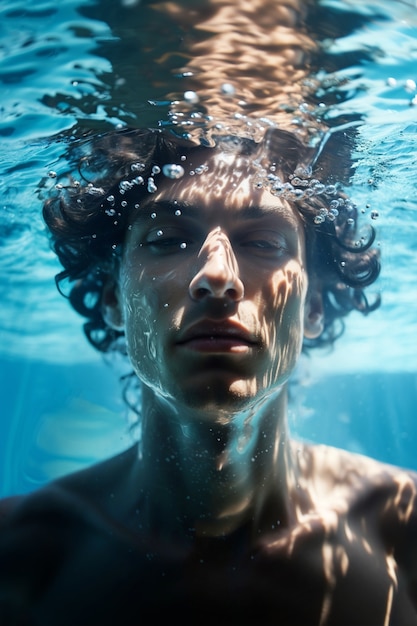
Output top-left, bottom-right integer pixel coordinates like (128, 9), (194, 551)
(302, 441), (417, 504)
(0, 495), (24, 525)
(0, 445), (139, 619)
(298, 442), (417, 572)
(0, 444), (138, 531)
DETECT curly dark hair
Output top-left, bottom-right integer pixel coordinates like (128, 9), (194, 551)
(42, 126), (380, 357)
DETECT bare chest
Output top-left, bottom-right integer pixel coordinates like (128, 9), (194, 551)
(29, 519), (417, 626)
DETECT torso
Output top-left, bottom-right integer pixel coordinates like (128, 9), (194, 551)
(1, 443), (417, 625)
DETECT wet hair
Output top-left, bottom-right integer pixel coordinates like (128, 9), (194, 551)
(43, 126), (380, 357)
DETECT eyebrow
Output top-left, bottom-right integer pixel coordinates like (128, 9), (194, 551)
(130, 199), (300, 229)
(235, 204), (300, 228)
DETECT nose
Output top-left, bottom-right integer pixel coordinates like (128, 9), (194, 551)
(189, 228), (244, 302)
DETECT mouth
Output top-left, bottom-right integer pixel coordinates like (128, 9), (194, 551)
(176, 322), (259, 354)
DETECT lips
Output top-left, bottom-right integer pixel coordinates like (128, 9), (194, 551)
(176, 321), (259, 353)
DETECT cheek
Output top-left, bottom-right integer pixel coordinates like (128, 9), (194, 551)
(261, 263), (307, 353)
(118, 262), (187, 388)
(263, 261), (306, 311)
(119, 270), (163, 380)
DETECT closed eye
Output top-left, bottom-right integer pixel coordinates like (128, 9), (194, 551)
(239, 231), (288, 257)
(142, 227), (196, 253)
(242, 240), (280, 249)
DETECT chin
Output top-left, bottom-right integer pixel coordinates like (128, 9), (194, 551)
(175, 378), (266, 419)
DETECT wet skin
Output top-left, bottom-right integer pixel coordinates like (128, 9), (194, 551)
(1, 151), (417, 625)
(108, 151), (317, 417)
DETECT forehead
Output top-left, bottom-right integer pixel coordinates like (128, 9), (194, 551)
(139, 149), (302, 229)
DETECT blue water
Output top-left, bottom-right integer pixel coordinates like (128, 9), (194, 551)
(1, 0), (417, 496)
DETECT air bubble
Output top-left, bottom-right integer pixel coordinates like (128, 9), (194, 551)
(175, 209), (182, 216)
(131, 162), (145, 172)
(405, 79), (416, 92)
(120, 180), (133, 192)
(314, 215), (324, 224)
(151, 212), (157, 219)
(48, 170), (57, 178)
(105, 208), (116, 216)
(180, 242), (187, 249)
(162, 164), (185, 179)
(347, 218), (355, 226)
(152, 165), (161, 175)
(370, 210), (379, 220)
(107, 195), (115, 203)
(183, 90), (199, 104)
(312, 182), (325, 194)
(220, 83), (236, 96)
(386, 77), (397, 87)
(157, 230), (163, 237)
(87, 186), (104, 196)
(121, 200), (128, 208)
(147, 178), (157, 193)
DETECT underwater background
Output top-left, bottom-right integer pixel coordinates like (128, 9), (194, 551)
(1, 0), (416, 496)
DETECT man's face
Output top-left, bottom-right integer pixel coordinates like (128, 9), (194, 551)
(105, 150), (320, 417)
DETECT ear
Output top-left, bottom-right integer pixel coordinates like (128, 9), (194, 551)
(304, 283), (324, 339)
(101, 277), (124, 331)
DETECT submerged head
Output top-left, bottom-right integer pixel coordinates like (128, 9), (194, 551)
(43, 128), (380, 413)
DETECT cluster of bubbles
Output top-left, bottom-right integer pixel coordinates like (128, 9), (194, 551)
(162, 163), (185, 179)
(250, 163), (362, 227)
(48, 153), (376, 236)
(98, 157), (212, 216)
(46, 95), (381, 237)
(165, 82), (324, 148)
(92, 161), (186, 217)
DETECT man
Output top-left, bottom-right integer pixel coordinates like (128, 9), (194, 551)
(0, 128), (416, 625)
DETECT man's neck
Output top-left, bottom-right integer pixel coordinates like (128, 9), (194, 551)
(134, 385), (300, 542)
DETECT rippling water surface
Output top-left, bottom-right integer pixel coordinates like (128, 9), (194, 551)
(1, 0), (416, 493)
